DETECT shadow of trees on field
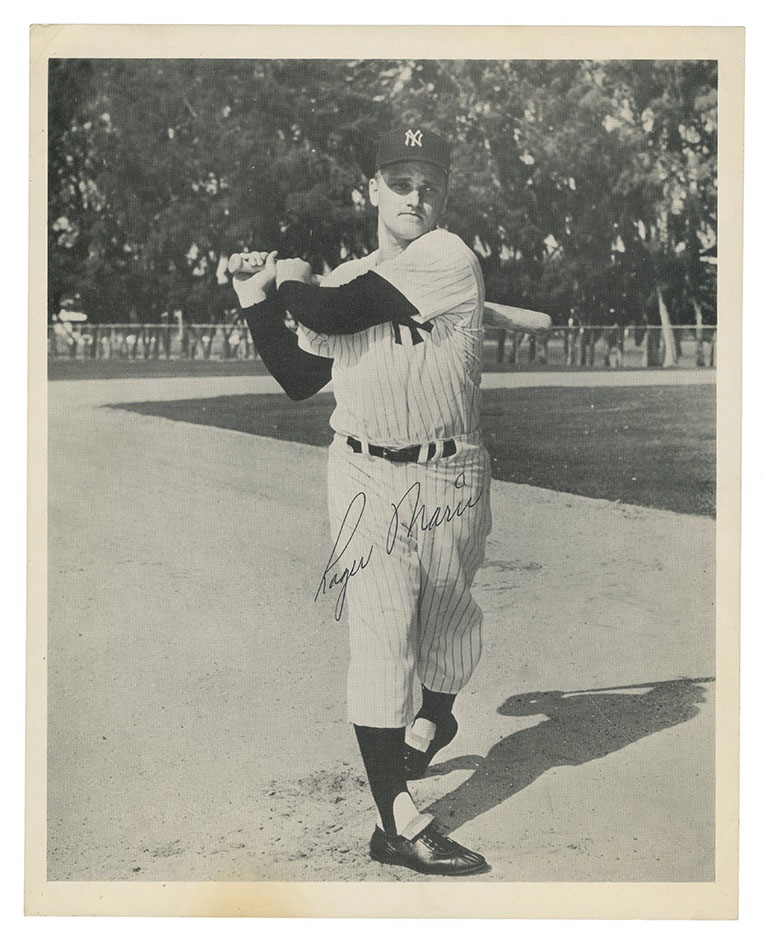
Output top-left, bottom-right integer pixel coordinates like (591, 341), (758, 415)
(423, 677), (713, 834)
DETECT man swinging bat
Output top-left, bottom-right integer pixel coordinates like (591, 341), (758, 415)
(231, 126), (549, 876)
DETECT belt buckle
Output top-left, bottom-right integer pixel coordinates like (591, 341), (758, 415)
(381, 446), (396, 461)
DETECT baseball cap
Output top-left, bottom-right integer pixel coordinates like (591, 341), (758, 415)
(375, 127), (451, 174)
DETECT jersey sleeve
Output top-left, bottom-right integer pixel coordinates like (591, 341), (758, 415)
(276, 273), (418, 336)
(371, 229), (479, 325)
(241, 296), (333, 400)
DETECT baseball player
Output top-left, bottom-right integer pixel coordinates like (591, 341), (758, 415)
(233, 127), (492, 876)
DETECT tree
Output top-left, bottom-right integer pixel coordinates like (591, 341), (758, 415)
(47, 58), (717, 338)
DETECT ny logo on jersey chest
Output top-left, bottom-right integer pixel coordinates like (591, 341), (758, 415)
(391, 316), (434, 345)
(404, 128), (423, 147)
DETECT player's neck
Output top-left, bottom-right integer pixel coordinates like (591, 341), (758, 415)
(375, 224), (433, 263)
(375, 230), (410, 264)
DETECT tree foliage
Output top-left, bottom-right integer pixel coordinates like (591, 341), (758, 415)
(47, 58), (717, 326)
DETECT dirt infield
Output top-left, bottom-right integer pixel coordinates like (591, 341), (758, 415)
(45, 372), (716, 883)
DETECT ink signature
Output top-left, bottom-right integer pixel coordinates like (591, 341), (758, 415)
(315, 491), (373, 622)
(386, 471), (483, 554)
(316, 472), (483, 621)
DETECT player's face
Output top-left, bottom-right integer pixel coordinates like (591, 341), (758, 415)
(369, 161), (448, 245)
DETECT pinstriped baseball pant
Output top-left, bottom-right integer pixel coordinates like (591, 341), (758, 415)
(326, 434), (492, 728)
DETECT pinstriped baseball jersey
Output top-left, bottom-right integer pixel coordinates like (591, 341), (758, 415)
(297, 228), (485, 446)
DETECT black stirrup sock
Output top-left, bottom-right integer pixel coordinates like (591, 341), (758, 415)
(353, 725), (408, 836)
(417, 685), (457, 724)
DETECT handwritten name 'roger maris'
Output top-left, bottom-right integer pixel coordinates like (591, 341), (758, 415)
(316, 471), (484, 622)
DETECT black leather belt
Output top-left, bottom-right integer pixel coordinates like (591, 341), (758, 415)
(346, 436), (457, 463)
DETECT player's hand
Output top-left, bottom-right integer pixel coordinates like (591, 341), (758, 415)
(276, 258), (312, 289)
(232, 251), (278, 308)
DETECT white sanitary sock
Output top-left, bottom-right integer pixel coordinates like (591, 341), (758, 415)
(405, 717), (436, 752)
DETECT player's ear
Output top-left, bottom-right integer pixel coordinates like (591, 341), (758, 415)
(368, 176), (380, 208)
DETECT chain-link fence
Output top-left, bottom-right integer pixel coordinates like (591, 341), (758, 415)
(48, 323), (254, 362)
(48, 322), (717, 369)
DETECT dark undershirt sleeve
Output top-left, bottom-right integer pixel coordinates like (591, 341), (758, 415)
(241, 296), (333, 401)
(277, 271), (420, 336)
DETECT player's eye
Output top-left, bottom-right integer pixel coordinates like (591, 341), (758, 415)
(387, 178), (442, 197)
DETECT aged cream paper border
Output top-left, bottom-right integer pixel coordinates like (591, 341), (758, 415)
(27, 23), (744, 918)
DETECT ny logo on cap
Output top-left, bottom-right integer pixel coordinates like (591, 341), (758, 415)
(404, 129), (423, 147)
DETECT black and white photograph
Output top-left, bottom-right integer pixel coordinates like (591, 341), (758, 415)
(27, 23), (743, 919)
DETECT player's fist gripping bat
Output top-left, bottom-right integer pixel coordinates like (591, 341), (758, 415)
(228, 251), (283, 308)
(228, 252), (266, 277)
(229, 252), (322, 285)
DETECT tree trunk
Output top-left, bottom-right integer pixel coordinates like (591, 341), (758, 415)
(656, 286), (677, 368)
(538, 332), (548, 364)
(496, 329), (506, 364)
(642, 320), (661, 367)
(581, 328), (597, 366)
(692, 298), (704, 367)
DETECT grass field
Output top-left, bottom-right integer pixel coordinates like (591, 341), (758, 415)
(112, 384), (716, 517)
(48, 358), (275, 380)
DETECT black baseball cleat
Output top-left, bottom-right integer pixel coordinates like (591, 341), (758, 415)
(403, 713), (458, 780)
(369, 824), (488, 876)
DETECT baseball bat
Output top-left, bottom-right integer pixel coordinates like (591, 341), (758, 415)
(229, 253), (553, 334)
(558, 677), (715, 696)
(483, 302), (552, 335)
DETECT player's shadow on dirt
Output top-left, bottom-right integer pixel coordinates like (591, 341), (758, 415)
(423, 677), (713, 835)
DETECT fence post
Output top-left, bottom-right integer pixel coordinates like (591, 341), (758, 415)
(510, 331), (520, 364)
